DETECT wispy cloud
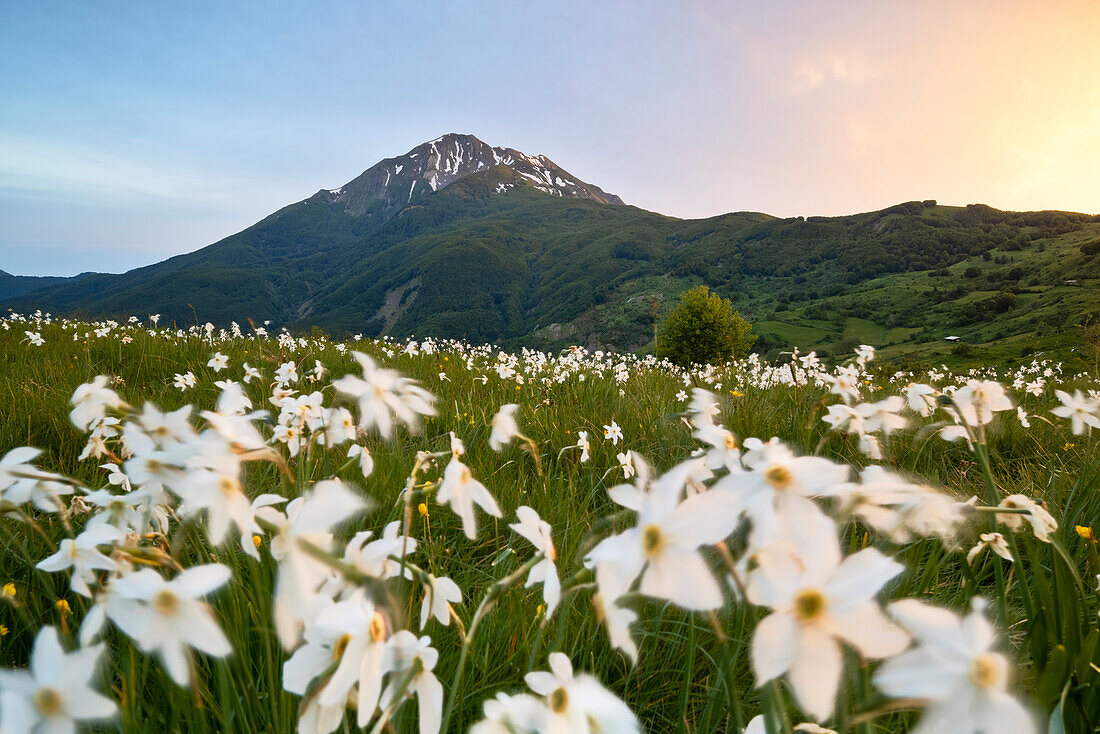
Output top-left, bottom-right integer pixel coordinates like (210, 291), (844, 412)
(0, 131), (245, 207)
(787, 52), (874, 95)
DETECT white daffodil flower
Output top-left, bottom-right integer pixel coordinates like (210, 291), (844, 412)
(688, 388), (720, 427)
(135, 402), (196, 447)
(69, 376), (124, 431)
(213, 380), (251, 414)
(616, 451), (636, 479)
(0, 626), (117, 733)
(381, 632), (444, 734)
(818, 466), (968, 545)
(966, 532), (1013, 565)
(875, 600), (1036, 734)
(109, 564), (233, 687)
(947, 380), (1014, 428)
(0, 448), (69, 509)
(316, 406), (356, 448)
(693, 423), (741, 472)
(591, 562), (639, 663)
(575, 431), (591, 462)
(258, 479), (366, 649)
(855, 395), (907, 434)
(995, 495), (1058, 542)
(312, 591), (391, 728)
(347, 443), (374, 477)
(713, 440), (849, 548)
(340, 521), (416, 583)
(489, 404), (521, 451)
(207, 352), (229, 372)
(904, 383), (938, 417)
(587, 458), (737, 611)
(748, 532), (909, 721)
(510, 506), (561, 616)
(334, 352), (436, 438)
(822, 404), (864, 434)
(36, 520), (121, 597)
(274, 361), (299, 385)
(1051, 389), (1100, 435)
(469, 692), (546, 734)
(437, 457), (502, 540)
(420, 574), (462, 630)
(524, 653), (642, 734)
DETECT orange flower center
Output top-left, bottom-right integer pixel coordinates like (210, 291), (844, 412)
(34, 687), (63, 716)
(792, 588), (827, 623)
(153, 589), (179, 615)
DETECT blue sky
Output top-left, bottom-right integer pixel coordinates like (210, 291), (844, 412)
(2, 0), (1099, 276)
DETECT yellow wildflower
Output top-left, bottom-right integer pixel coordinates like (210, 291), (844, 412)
(1076, 526), (1093, 541)
(56, 599), (71, 615)
(253, 535), (263, 548)
(1, 583), (15, 599)
(418, 503), (429, 517)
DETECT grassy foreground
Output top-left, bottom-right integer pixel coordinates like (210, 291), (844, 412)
(1, 314), (1099, 733)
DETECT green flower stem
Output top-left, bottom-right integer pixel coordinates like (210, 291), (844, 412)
(973, 439), (1010, 624)
(946, 395), (1011, 625)
(969, 506), (1030, 514)
(439, 552), (545, 734)
(369, 659), (423, 734)
(764, 678), (793, 734)
(294, 535), (392, 601)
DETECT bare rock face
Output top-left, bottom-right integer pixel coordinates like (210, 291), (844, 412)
(319, 133), (623, 220)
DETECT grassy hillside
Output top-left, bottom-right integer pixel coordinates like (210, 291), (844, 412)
(0, 270), (86, 301)
(528, 204), (1100, 367)
(6, 178), (1099, 366)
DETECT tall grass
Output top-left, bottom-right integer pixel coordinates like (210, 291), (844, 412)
(0, 315), (1098, 733)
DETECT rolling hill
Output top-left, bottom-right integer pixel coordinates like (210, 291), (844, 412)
(5, 134), (1100, 365)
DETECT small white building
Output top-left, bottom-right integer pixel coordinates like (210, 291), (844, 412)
(944, 336), (961, 342)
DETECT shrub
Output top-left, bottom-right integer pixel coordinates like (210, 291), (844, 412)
(989, 292), (1017, 313)
(656, 285), (755, 366)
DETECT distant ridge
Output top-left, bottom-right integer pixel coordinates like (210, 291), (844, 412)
(4, 136), (1099, 362)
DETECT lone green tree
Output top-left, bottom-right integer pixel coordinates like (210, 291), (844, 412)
(656, 285), (755, 367)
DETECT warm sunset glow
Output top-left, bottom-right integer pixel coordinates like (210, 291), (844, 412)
(2, 1), (1098, 274)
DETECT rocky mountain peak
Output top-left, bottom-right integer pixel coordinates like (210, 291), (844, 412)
(322, 133), (623, 219)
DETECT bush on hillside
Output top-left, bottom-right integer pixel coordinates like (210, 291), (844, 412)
(656, 285), (755, 366)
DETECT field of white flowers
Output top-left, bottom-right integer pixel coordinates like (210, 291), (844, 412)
(1, 311), (1099, 733)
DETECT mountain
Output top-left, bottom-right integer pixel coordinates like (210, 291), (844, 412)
(326, 133), (623, 222)
(5, 135), (1100, 365)
(0, 270), (89, 302)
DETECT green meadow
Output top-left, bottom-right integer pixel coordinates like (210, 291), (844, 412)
(1, 317), (1098, 733)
